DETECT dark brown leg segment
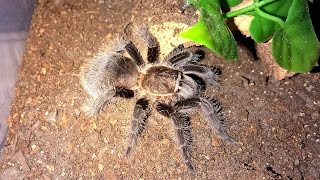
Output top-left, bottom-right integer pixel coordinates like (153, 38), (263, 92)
(126, 98), (151, 156)
(156, 102), (196, 173)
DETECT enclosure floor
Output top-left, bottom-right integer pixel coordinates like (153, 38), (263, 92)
(0, 1), (319, 179)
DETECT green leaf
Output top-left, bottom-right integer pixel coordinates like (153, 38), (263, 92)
(179, 0), (238, 60)
(249, 16), (279, 42)
(219, 0), (243, 7)
(179, 19), (216, 50)
(259, 0), (292, 19)
(272, 0), (319, 72)
(249, 0), (293, 42)
(185, 0), (195, 6)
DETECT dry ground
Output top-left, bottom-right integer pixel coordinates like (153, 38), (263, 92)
(0, 0), (319, 179)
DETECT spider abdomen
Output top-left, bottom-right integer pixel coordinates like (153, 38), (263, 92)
(140, 66), (181, 96)
(80, 53), (139, 97)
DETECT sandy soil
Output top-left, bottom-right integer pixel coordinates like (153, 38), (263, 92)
(0, 0), (319, 179)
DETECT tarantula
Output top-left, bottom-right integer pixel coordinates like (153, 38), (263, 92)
(80, 27), (235, 173)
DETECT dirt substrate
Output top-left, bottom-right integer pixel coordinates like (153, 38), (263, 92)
(0, 0), (319, 179)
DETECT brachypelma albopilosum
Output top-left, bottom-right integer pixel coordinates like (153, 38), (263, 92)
(80, 26), (235, 173)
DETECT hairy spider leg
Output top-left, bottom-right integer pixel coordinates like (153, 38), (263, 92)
(182, 73), (206, 92)
(156, 102), (196, 173)
(175, 74), (201, 100)
(115, 87), (135, 98)
(119, 26), (160, 65)
(126, 98), (151, 156)
(164, 44), (202, 68)
(124, 41), (145, 66)
(174, 97), (236, 144)
(182, 64), (221, 90)
(139, 27), (160, 63)
(82, 89), (117, 117)
(82, 87), (134, 117)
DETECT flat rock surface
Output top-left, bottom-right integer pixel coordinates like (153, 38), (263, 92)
(0, 0), (319, 179)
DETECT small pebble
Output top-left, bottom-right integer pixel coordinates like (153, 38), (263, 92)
(46, 165), (55, 172)
(109, 119), (117, 126)
(162, 138), (170, 146)
(39, 28), (45, 34)
(204, 137), (211, 147)
(311, 112), (319, 120)
(45, 110), (58, 123)
(31, 144), (37, 150)
(306, 85), (314, 91)
(92, 122), (97, 130)
(211, 138), (221, 147)
(98, 164), (104, 171)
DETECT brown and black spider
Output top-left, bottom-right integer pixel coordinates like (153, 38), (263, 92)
(80, 27), (235, 173)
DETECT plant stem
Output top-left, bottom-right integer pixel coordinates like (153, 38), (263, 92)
(223, 0), (279, 18)
(253, 1), (285, 27)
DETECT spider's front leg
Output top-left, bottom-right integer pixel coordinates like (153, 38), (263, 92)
(118, 26), (160, 65)
(126, 98), (151, 156)
(114, 38), (145, 66)
(156, 102), (196, 173)
(174, 97), (236, 144)
(139, 26), (160, 63)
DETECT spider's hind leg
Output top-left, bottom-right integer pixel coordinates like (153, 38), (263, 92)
(156, 102), (196, 173)
(115, 87), (135, 98)
(174, 97), (235, 144)
(82, 89), (115, 117)
(82, 87), (134, 117)
(126, 98), (151, 156)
